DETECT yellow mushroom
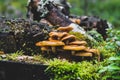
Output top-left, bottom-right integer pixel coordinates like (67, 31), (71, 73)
(63, 45), (87, 55)
(58, 32), (69, 40)
(49, 32), (59, 40)
(57, 26), (73, 32)
(36, 41), (65, 53)
(61, 35), (76, 44)
(0, 51), (4, 54)
(85, 48), (100, 61)
(70, 18), (81, 24)
(41, 46), (50, 54)
(69, 41), (87, 46)
(73, 52), (93, 57)
(49, 32), (69, 41)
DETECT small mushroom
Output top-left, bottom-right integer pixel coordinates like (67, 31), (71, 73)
(58, 32), (69, 40)
(49, 32), (69, 41)
(76, 19), (81, 24)
(69, 41), (87, 46)
(73, 52), (92, 57)
(63, 45), (87, 54)
(41, 46), (50, 53)
(0, 51), (4, 54)
(48, 38), (60, 41)
(70, 18), (81, 24)
(85, 48), (100, 61)
(57, 26), (73, 32)
(36, 41), (65, 53)
(49, 32), (59, 40)
(61, 35), (76, 44)
(85, 48), (100, 56)
(49, 32), (56, 36)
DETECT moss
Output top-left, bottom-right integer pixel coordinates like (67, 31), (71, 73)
(45, 59), (100, 80)
(69, 31), (86, 40)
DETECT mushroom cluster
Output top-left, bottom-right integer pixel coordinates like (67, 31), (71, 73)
(36, 26), (100, 61)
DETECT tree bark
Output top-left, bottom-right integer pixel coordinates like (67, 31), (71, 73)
(45, 3), (72, 27)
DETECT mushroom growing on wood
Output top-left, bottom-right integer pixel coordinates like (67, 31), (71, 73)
(85, 48), (100, 61)
(69, 41), (87, 46)
(70, 18), (81, 24)
(49, 32), (59, 40)
(48, 38), (59, 41)
(49, 32), (69, 41)
(58, 32), (69, 40)
(86, 49), (99, 55)
(61, 35), (76, 44)
(57, 26), (73, 32)
(36, 41), (65, 53)
(0, 51), (4, 54)
(73, 52), (93, 57)
(63, 45), (87, 55)
(41, 46), (50, 54)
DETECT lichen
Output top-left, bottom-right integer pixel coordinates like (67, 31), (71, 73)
(37, 0), (50, 17)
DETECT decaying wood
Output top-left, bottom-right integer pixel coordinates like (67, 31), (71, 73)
(71, 15), (109, 39)
(0, 17), (51, 54)
(45, 3), (72, 26)
(27, 0), (72, 26)
(27, 0), (109, 40)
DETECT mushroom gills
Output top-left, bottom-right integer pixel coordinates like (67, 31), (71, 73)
(61, 35), (76, 44)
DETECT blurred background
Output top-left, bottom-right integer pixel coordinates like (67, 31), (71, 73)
(0, 0), (120, 28)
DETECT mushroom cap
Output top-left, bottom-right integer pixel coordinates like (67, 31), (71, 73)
(69, 41), (87, 45)
(49, 32), (69, 40)
(73, 52), (92, 57)
(61, 35), (76, 43)
(76, 19), (81, 24)
(49, 32), (58, 37)
(63, 45), (86, 51)
(58, 32), (69, 39)
(70, 18), (81, 24)
(41, 46), (49, 51)
(70, 18), (76, 23)
(36, 41), (65, 46)
(0, 51), (4, 54)
(57, 26), (73, 32)
(85, 48), (100, 56)
(49, 32), (59, 40)
(48, 38), (59, 41)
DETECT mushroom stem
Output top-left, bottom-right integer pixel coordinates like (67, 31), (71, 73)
(41, 47), (49, 54)
(51, 47), (56, 53)
(0, 51), (4, 54)
(42, 50), (44, 54)
(66, 40), (69, 45)
(47, 50), (50, 54)
(71, 51), (75, 55)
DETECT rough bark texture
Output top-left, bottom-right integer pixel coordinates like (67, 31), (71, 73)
(45, 3), (72, 26)
(78, 16), (109, 39)
(26, 0), (72, 26)
(26, 0), (109, 40)
(0, 17), (51, 54)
